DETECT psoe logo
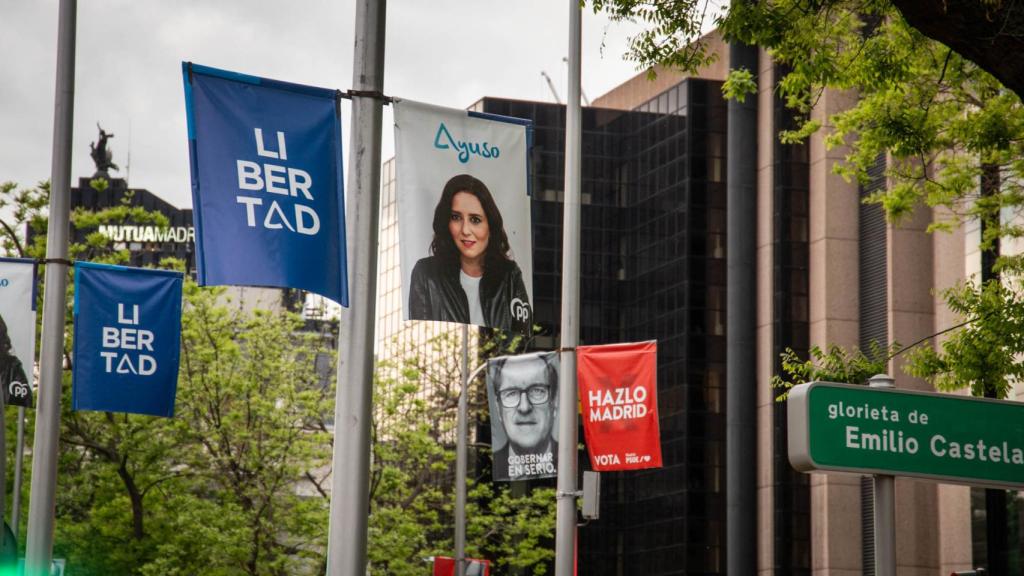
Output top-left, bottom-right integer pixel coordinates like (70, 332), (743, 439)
(434, 123), (500, 164)
(510, 298), (531, 323)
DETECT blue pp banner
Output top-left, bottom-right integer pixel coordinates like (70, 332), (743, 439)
(183, 62), (348, 305)
(72, 263), (184, 417)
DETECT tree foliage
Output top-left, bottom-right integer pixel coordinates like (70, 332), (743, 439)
(905, 280), (1024, 398)
(594, 1), (1024, 399)
(592, 0), (1024, 98)
(1, 180), (557, 574)
(771, 342), (894, 399)
(595, 2), (1024, 258)
(590, 0), (723, 78)
(2, 181), (335, 575)
(55, 281), (337, 576)
(369, 331), (556, 576)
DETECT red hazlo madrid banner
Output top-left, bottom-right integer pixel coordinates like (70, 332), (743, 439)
(577, 340), (662, 471)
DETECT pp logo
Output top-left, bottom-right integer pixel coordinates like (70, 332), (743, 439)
(8, 380), (31, 407)
(510, 298), (531, 323)
(0, 278), (9, 288)
(9, 382), (28, 399)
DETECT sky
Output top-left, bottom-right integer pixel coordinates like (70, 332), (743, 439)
(1, 0), (671, 209)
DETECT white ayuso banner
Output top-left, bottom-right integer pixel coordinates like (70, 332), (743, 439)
(0, 258), (36, 405)
(394, 100), (533, 333)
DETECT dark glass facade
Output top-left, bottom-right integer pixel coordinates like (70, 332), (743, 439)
(480, 77), (729, 575)
(770, 66), (812, 575)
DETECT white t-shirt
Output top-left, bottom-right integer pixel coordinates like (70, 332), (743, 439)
(460, 270), (484, 326)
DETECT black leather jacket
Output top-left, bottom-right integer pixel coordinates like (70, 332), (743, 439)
(409, 256), (532, 333)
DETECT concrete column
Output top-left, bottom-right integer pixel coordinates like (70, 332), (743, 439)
(755, 49), (775, 576)
(931, 204), (973, 575)
(808, 87), (862, 576)
(886, 197), (941, 576)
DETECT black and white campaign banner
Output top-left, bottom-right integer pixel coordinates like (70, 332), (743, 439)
(0, 258), (36, 407)
(487, 352), (558, 482)
(183, 62), (348, 305)
(394, 100), (533, 333)
(72, 263), (183, 417)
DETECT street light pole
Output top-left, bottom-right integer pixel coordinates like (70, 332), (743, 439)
(456, 326), (469, 576)
(868, 374), (896, 576)
(456, 330), (488, 576)
(11, 407), (25, 542)
(325, 0), (386, 573)
(26, 1), (77, 574)
(555, 1), (582, 574)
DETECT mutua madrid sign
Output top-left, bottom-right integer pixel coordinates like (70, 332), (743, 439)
(789, 381), (1024, 490)
(97, 224), (195, 245)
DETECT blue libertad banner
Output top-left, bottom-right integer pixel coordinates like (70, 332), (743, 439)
(183, 62), (348, 305)
(72, 263), (184, 417)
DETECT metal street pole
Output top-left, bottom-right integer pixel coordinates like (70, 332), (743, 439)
(456, 326), (468, 576)
(555, 1), (581, 574)
(0, 400), (6, 531)
(868, 374), (896, 576)
(25, 0), (76, 573)
(325, 0), (385, 574)
(12, 407), (26, 542)
(455, 346), (488, 576)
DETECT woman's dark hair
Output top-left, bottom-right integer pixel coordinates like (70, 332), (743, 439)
(430, 174), (512, 269)
(0, 315), (10, 355)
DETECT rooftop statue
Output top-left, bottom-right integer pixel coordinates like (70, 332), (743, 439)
(90, 124), (120, 178)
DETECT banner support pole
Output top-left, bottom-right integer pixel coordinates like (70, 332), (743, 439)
(869, 374), (896, 576)
(12, 407), (25, 543)
(455, 326), (469, 576)
(555, 1), (582, 575)
(325, 0), (386, 574)
(0, 396), (6, 534)
(25, 0), (77, 573)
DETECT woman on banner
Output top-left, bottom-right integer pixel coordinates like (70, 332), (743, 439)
(409, 174), (531, 332)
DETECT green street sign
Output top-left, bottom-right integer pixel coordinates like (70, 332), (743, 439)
(788, 381), (1024, 490)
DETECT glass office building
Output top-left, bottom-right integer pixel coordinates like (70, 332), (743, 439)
(380, 44), (980, 573)
(476, 77), (731, 575)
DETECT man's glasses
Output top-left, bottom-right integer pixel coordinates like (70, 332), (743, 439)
(498, 384), (551, 408)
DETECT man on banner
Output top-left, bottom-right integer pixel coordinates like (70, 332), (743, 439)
(394, 100), (533, 333)
(488, 352), (558, 481)
(577, 341), (662, 472)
